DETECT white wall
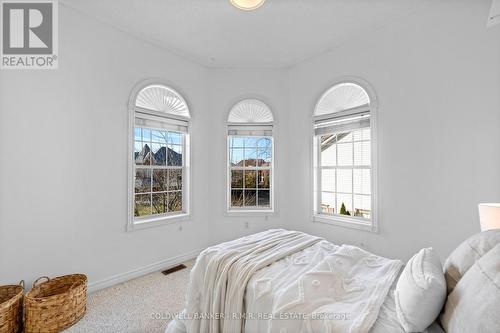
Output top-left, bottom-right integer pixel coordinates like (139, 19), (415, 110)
(0, 5), (211, 286)
(1, 1), (499, 287)
(0, 6), (291, 287)
(287, 0), (500, 261)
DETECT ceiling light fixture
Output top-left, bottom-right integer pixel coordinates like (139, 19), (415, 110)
(230, 0), (266, 11)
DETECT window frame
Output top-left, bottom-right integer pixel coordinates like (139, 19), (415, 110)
(226, 135), (274, 214)
(311, 78), (378, 233)
(226, 99), (275, 216)
(127, 80), (191, 231)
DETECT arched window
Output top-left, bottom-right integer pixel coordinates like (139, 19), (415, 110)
(128, 81), (190, 230)
(227, 99), (274, 213)
(313, 80), (377, 231)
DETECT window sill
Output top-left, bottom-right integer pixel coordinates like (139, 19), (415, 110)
(127, 213), (190, 231)
(226, 209), (276, 217)
(313, 214), (377, 233)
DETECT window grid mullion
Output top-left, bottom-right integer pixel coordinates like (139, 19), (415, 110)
(228, 136), (272, 209)
(242, 140), (246, 206)
(335, 134), (338, 214)
(133, 127), (185, 218)
(320, 165), (369, 170)
(256, 144), (259, 205)
(318, 130), (371, 218)
(351, 135), (354, 215)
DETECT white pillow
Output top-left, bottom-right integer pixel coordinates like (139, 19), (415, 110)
(394, 248), (446, 332)
(443, 229), (500, 294)
(440, 243), (500, 333)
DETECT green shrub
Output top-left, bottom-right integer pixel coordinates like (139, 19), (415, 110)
(340, 202), (350, 216)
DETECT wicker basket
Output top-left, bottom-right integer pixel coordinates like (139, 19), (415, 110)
(25, 274), (87, 333)
(0, 281), (24, 333)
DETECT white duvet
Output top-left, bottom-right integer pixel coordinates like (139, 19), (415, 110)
(244, 239), (406, 333)
(243, 235), (444, 333)
(167, 229), (409, 333)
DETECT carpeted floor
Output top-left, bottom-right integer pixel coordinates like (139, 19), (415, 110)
(65, 260), (194, 333)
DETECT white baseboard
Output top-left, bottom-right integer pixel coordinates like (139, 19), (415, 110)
(87, 248), (203, 294)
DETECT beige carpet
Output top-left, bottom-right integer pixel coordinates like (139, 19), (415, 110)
(65, 260), (194, 333)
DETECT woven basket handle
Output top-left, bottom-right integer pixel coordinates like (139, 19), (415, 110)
(33, 276), (50, 288)
(19, 280), (25, 289)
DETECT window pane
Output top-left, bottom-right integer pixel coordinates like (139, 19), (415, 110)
(321, 169), (335, 192)
(231, 170), (243, 188)
(244, 147), (257, 167)
(230, 137), (245, 148)
(257, 147), (272, 167)
(257, 170), (270, 189)
(353, 128), (370, 141)
(135, 142), (152, 165)
(228, 135), (272, 210)
(337, 132), (352, 143)
(134, 128), (142, 141)
(257, 138), (272, 149)
(230, 148), (244, 166)
(135, 169), (151, 193)
(152, 143), (167, 166)
(231, 190), (243, 206)
(151, 130), (167, 143)
(258, 190), (270, 207)
(354, 194), (371, 218)
(337, 143), (353, 166)
(134, 194), (151, 217)
(321, 192), (335, 214)
(244, 170), (257, 188)
(142, 128), (151, 142)
(167, 132), (182, 145)
(353, 169), (371, 195)
(244, 137), (259, 147)
(152, 193), (167, 214)
(167, 191), (182, 212)
(168, 145), (182, 166)
(133, 127), (186, 219)
(354, 141), (370, 166)
(134, 141), (141, 162)
(320, 135), (336, 166)
(244, 190), (257, 206)
(337, 169), (352, 193)
(337, 193), (353, 216)
(152, 170), (167, 192)
(168, 169), (182, 191)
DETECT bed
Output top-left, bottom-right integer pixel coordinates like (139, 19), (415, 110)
(166, 229), (499, 333)
(242, 239), (443, 333)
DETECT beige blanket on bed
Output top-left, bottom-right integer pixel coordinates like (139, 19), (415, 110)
(178, 229), (322, 333)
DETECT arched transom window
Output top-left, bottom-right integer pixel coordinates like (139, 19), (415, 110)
(313, 81), (377, 231)
(128, 82), (191, 230)
(135, 85), (190, 118)
(227, 99), (274, 213)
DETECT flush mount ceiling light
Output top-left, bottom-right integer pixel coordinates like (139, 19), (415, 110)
(230, 0), (266, 11)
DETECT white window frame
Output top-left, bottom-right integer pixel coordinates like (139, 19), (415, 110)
(226, 99), (275, 215)
(312, 78), (378, 232)
(127, 80), (191, 231)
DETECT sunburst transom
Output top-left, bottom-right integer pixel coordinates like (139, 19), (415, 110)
(315, 83), (370, 116)
(135, 85), (190, 119)
(228, 99), (273, 123)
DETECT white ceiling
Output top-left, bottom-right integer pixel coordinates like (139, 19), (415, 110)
(62, 0), (430, 68)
